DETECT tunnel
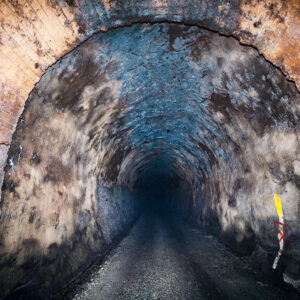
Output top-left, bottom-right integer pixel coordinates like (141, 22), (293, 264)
(0, 1), (300, 299)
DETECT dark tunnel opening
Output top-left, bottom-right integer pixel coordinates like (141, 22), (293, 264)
(132, 159), (193, 215)
(0, 21), (299, 299)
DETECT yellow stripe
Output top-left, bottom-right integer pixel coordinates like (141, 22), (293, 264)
(274, 194), (284, 217)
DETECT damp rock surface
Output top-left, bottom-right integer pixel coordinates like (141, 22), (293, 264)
(0, 23), (299, 298)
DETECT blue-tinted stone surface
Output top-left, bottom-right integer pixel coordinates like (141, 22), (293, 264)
(1, 23), (299, 297)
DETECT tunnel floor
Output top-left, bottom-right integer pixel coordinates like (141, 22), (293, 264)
(63, 214), (298, 300)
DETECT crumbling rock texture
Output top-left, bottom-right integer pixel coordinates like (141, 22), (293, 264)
(0, 0), (300, 298)
(0, 23), (299, 297)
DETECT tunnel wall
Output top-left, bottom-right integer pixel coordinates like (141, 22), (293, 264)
(0, 1), (300, 297)
(0, 38), (139, 297)
(200, 120), (300, 253)
(0, 23), (299, 296)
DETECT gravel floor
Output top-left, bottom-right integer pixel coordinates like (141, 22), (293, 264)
(65, 214), (299, 300)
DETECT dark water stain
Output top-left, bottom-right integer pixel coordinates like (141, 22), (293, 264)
(167, 24), (190, 51)
(53, 58), (100, 112)
(220, 224), (256, 256)
(102, 144), (132, 183)
(1, 224), (106, 300)
(197, 142), (218, 166)
(28, 208), (37, 224)
(228, 195), (237, 207)
(22, 239), (40, 249)
(209, 93), (236, 122)
(45, 158), (73, 185)
(65, 0), (75, 7)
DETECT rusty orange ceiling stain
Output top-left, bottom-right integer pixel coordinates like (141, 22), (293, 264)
(0, 0), (82, 144)
(239, 0), (300, 90)
(103, 0), (115, 10)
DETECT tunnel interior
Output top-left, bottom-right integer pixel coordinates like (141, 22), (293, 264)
(131, 157), (193, 215)
(0, 22), (300, 298)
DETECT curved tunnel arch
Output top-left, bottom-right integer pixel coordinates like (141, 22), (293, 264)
(0, 1), (300, 298)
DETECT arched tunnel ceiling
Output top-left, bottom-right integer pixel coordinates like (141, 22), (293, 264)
(0, 1), (300, 297)
(7, 22), (299, 191)
(0, 0), (300, 194)
(8, 22), (300, 192)
(2, 25), (299, 289)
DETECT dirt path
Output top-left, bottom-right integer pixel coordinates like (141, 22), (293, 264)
(65, 214), (298, 300)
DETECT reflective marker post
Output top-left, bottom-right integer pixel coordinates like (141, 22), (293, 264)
(273, 194), (284, 270)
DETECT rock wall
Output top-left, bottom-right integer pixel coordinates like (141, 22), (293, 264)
(0, 35), (139, 297)
(0, 23), (299, 296)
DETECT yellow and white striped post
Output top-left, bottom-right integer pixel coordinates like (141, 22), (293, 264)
(273, 194), (284, 269)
